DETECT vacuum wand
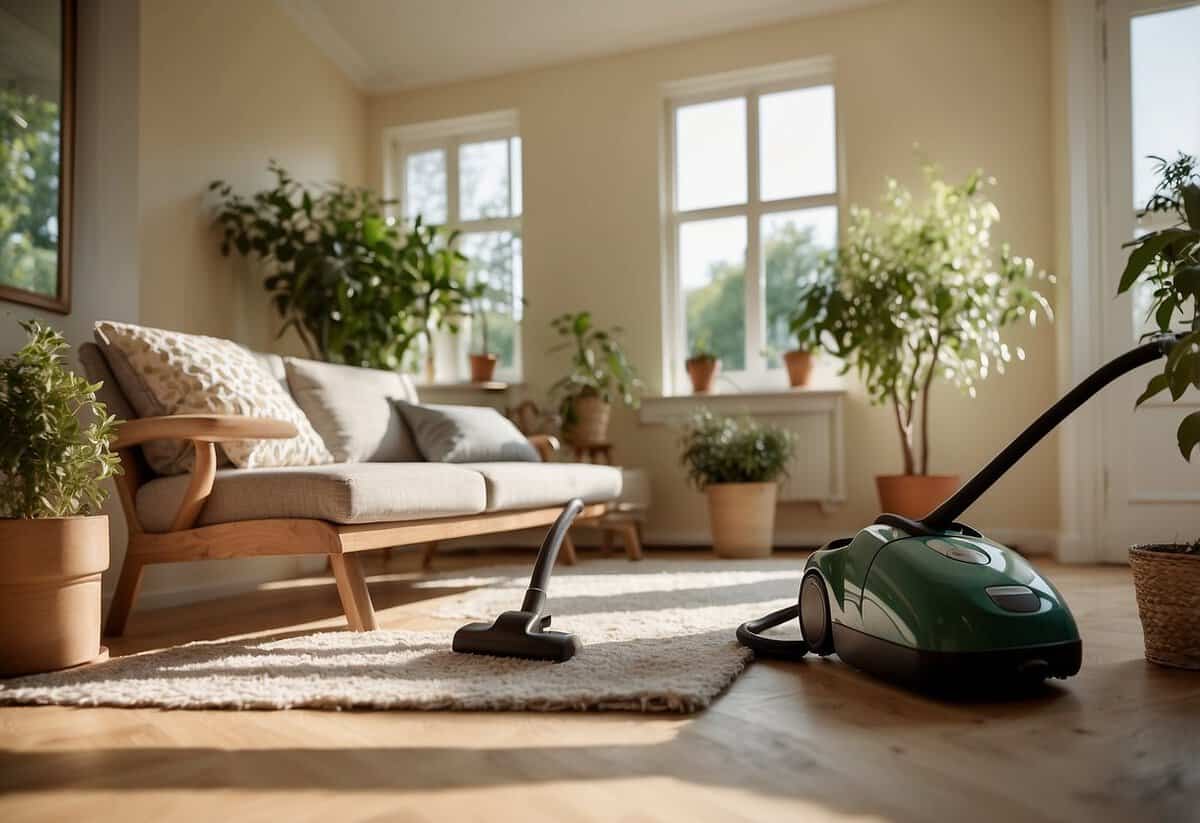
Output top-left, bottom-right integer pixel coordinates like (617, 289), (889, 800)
(920, 334), (1182, 531)
(452, 498), (585, 662)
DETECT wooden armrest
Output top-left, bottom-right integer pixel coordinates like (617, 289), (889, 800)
(526, 434), (560, 462)
(114, 414), (298, 450)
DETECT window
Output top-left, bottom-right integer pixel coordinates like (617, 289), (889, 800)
(664, 60), (839, 391)
(1129, 3), (1200, 339)
(388, 111), (523, 380)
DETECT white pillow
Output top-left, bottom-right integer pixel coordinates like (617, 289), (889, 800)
(95, 321), (333, 473)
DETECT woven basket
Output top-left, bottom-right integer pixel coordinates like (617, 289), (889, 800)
(1129, 546), (1200, 670)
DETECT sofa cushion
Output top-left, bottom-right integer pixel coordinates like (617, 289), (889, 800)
(285, 357), (421, 463)
(454, 462), (623, 511)
(136, 463), (488, 532)
(394, 401), (540, 463)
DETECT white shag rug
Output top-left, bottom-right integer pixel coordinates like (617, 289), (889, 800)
(0, 559), (803, 713)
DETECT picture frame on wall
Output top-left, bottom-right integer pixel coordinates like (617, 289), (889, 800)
(0, 0), (76, 314)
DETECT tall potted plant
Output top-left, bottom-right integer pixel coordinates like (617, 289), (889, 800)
(1118, 152), (1200, 669)
(679, 411), (795, 558)
(815, 164), (1052, 517)
(0, 321), (120, 676)
(212, 165), (474, 377)
(548, 311), (642, 445)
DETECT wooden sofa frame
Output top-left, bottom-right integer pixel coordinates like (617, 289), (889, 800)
(106, 414), (613, 637)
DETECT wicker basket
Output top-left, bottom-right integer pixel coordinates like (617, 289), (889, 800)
(1129, 546), (1200, 670)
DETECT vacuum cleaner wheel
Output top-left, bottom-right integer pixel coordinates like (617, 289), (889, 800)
(800, 572), (835, 656)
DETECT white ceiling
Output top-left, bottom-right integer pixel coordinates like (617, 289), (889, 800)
(278, 0), (883, 93)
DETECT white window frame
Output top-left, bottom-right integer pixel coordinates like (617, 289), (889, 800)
(661, 57), (841, 394)
(383, 110), (523, 382)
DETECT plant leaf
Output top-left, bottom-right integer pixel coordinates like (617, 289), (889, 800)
(1178, 411), (1200, 461)
(1136, 373), (1169, 407)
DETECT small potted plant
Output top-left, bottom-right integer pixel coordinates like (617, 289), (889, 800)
(467, 283), (498, 383)
(679, 410), (795, 558)
(817, 164), (1052, 517)
(549, 311), (642, 445)
(685, 334), (719, 394)
(0, 321), (121, 676)
(784, 279), (829, 388)
(1118, 152), (1200, 669)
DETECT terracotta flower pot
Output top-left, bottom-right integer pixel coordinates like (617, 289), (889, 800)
(783, 350), (813, 387)
(685, 356), (719, 394)
(0, 515), (109, 677)
(1129, 545), (1200, 669)
(570, 394), (611, 446)
(875, 474), (961, 520)
(707, 482), (778, 558)
(469, 353), (498, 383)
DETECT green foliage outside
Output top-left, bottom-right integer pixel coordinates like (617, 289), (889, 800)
(1120, 153), (1200, 461)
(678, 410), (796, 490)
(1, 89), (60, 297)
(797, 164), (1052, 476)
(685, 222), (829, 370)
(0, 321), (121, 519)
(211, 163), (472, 371)
(548, 311), (642, 424)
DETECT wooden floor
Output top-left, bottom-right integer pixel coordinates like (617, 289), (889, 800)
(2, 548), (1198, 823)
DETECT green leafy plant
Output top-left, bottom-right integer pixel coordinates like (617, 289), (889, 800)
(548, 311), (642, 422)
(678, 410), (795, 490)
(211, 164), (474, 371)
(688, 333), (716, 362)
(400, 217), (473, 370)
(0, 321), (121, 519)
(802, 164), (1052, 476)
(1119, 153), (1200, 461)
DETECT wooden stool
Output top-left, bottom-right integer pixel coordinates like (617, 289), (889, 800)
(571, 442), (614, 464)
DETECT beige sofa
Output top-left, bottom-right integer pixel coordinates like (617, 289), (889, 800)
(80, 335), (627, 637)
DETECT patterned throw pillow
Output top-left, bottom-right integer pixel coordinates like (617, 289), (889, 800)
(95, 321), (333, 474)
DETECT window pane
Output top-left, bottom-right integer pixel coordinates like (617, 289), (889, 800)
(762, 207), (837, 367)
(1131, 5), (1200, 208)
(404, 149), (447, 224)
(680, 217), (746, 370)
(460, 139), (510, 220)
(458, 231), (521, 370)
(759, 85), (836, 201)
(510, 136), (523, 216)
(675, 97), (747, 211)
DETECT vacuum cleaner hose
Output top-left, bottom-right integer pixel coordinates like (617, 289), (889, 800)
(520, 497), (585, 614)
(736, 605), (810, 660)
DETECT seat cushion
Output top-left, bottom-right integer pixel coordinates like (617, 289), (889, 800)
(136, 463), (487, 532)
(454, 462), (623, 512)
(285, 357), (421, 463)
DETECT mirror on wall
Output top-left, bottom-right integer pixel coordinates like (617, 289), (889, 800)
(0, 0), (75, 314)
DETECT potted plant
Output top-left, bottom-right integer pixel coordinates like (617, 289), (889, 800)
(685, 334), (719, 394)
(784, 286), (827, 388)
(401, 216), (474, 384)
(816, 164), (1052, 517)
(548, 311), (642, 445)
(1118, 152), (1200, 669)
(468, 285), (498, 383)
(0, 321), (121, 676)
(679, 410), (795, 558)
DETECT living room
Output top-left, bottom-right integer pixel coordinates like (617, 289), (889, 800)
(2, 0), (1198, 820)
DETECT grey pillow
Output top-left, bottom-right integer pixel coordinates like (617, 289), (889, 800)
(393, 401), (540, 463)
(285, 357), (422, 463)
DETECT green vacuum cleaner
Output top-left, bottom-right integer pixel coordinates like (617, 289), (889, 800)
(737, 334), (1183, 689)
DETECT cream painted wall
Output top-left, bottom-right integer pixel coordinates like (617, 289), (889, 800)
(367, 0), (1061, 548)
(131, 0), (368, 604)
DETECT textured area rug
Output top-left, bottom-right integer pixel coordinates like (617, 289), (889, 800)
(0, 559), (803, 713)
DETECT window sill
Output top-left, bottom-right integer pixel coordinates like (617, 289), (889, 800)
(416, 380), (525, 394)
(638, 382), (846, 424)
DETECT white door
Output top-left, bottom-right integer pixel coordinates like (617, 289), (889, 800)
(1100, 0), (1200, 559)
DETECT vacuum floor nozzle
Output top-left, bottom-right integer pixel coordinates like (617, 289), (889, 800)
(451, 499), (585, 662)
